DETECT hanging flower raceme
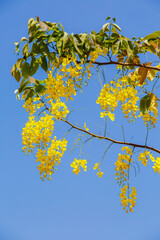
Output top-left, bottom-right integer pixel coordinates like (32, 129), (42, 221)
(22, 114), (55, 154)
(36, 137), (68, 180)
(70, 159), (87, 175)
(96, 76), (139, 122)
(49, 99), (69, 119)
(115, 146), (137, 212)
(93, 162), (104, 178)
(22, 112), (68, 180)
(120, 185), (137, 213)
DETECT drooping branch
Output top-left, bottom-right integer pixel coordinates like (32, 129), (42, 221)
(77, 60), (160, 71)
(61, 119), (160, 154)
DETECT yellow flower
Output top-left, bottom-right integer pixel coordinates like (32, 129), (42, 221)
(70, 158), (87, 175)
(97, 171), (104, 178)
(138, 150), (150, 166)
(96, 76), (140, 121)
(120, 185), (136, 213)
(152, 157), (160, 174)
(93, 163), (100, 170)
(84, 122), (89, 131)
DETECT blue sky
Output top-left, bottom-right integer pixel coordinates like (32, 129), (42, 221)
(1, 0), (160, 239)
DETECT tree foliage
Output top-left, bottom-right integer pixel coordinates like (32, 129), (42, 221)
(12, 17), (160, 213)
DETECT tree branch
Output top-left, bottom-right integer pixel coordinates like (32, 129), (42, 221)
(77, 60), (160, 71)
(61, 119), (160, 154)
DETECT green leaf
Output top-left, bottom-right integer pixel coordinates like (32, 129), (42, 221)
(25, 89), (34, 101)
(22, 43), (29, 57)
(112, 23), (121, 32)
(73, 36), (83, 55)
(45, 21), (57, 29)
(19, 78), (26, 88)
(48, 35), (56, 43)
(143, 31), (160, 40)
(30, 58), (39, 76)
(121, 39), (128, 49)
(106, 17), (110, 21)
(16, 58), (24, 70)
(28, 18), (36, 29)
(84, 42), (90, 51)
(147, 69), (156, 81)
(31, 42), (41, 55)
(48, 52), (56, 61)
(61, 32), (68, 48)
(127, 40), (134, 57)
(57, 32), (69, 54)
(102, 23), (110, 32)
(39, 56), (48, 71)
(11, 64), (16, 77)
(21, 62), (31, 78)
(128, 40), (133, 50)
(112, 40), (120, 55)
(20, 37), (28, 42)
(18, 80), (30, 94)
(15, 70), (21, 82)
(140, 95), (151, 114)
(97, 35), (104, 44)
(59, 22), (64, 32)
(112, 27), (119, 34)
(15, 43), (20, 54)
(28, 18), (38, 34)
(150, 93), (158, 109)
(34, 83), (45, 94)
(79, 33), (88, 45)
(57, 39), (63, 55)
(39, 41), (49, 55)
(32, 30), (47, 40)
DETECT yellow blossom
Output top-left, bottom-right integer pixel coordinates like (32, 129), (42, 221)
(93, 163), (100, 170)
(71, 159), (87, 175)
(97, 171), (104, 178)
(84, 122), (89, 131)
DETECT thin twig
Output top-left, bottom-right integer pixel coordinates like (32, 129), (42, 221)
(61, 119), (160, 154)
(77, 60), (160, 71)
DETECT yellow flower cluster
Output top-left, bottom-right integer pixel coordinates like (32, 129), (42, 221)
(120, 185), (137, 213)
(36, 137), (68, 180)
(115, 146), (133, 184)
(45, 70), (76, 101)
(22, 56), (95, 180)
(23, 96), (45, 116)
(49, 99), (69, 120)
(22, 113), (67, 180)
(138, 150), (160, 174)
(22, 54), (97, 124)
(22, 114), (54, 153)
(140, 94), (158, 128)
(152, 157), (160, 174)
(146, 153), (160, 174)
(23, 98), (36, 115)
(49, 55), (93, 91)
(96, 77), (139, 121)
(138, 150), (150, 166)
(70, 159), (87, 175)
(93, 163), (104, 178)
(89, 47), (108, 62)
(115, 146), (137, 212)
(141, 111), (158, 128)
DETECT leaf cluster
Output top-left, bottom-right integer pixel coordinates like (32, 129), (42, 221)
(12, 17), (160, 113)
